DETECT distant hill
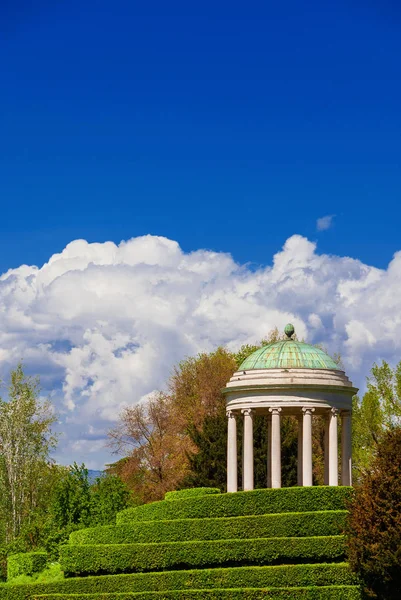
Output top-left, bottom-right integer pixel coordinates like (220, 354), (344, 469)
(88, 469), (103, 484)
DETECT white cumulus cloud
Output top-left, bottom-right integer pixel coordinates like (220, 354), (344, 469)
(0, 233), (400, 468)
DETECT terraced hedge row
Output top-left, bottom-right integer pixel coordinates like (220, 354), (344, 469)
(164, 488), (220, 501)
(32, 586), (362, 599)
(60, 536), (345, 577)
(117, 487), (352, 523)
(70, 510), (346, 546)
(0, 564), (358, 600)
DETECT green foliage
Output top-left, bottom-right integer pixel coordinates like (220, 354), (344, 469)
(182, 413), (228, 490)
(164, 488), (220, 501)
(352, 359), (401, 478)
(70, 510), (346, 546)
(40, 472), (133, 562)
(5, 563), (63, 587)
(43, 472), (132, 561)
(60, 536), (345, 577)
(29, 586), (362, 599)
(347, 427), (401, 600)
(89, 476), (132, 526)
(42, 526), (84, 564)
(7, 554), (47, 582)
(0, 563), (358, 599)
(0, 364), (58, 542)
(50, 464), (91, 530)
(117, 487), (352, 523)
(370, 361), (401, 426)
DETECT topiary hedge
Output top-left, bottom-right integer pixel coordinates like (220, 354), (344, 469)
(70, 511), (347, 546)
(7, 554), (47, 582)
(0, 564), (358, 600)
(32, 586), (362, 599)
(117, 487), (352, 524)
(60, 536), (345, 577)
(164, 488), (220, 501)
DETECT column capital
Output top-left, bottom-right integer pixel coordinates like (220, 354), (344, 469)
(241, 408), (254, 417)
(330, 407), (340, 417)
(340, 410), (351, 417)
(269, 407), (282, 415)
(302, 407), (315, 415)
(226, 409), (237, 419)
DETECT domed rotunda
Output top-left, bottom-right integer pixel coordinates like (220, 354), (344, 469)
(223, 324), (358, 492)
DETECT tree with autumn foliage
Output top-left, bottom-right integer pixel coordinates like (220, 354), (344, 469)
(347, 426), (401, 600)
(107, 392), (193, 502)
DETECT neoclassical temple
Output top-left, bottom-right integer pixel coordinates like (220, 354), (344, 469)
(223, 324), (357, 491)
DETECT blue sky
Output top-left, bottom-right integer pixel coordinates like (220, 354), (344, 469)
(1, 0), (400, 274)
(1, 1), (401, 467)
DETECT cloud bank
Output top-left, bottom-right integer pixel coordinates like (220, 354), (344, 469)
(0, 234), (400, 468)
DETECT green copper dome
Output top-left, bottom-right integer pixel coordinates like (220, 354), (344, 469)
(239, 325), (340, 371)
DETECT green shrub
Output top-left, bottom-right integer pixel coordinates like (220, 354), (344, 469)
(117, 487), (352, 524)
(70, 510), (346, 546)
(32, 586), (362, 599)
(60, 536), (345, 576)
(0, 563), (357, 600)
(164, 488), (220, 501)
(4, 564), (64, 587)
(7, 554), (47, 582)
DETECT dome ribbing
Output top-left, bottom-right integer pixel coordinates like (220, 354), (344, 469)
(239, 337), (340, 372)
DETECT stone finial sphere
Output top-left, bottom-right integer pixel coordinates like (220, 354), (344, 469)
(284, 323), (295, 338)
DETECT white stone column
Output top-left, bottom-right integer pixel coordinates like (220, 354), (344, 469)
(302, 408), (315, 487)
(329, 408), (339, 486)
(324, 416), (330, 485)
(269, 407), (282, 489)
(226, 410), (238, 493)
(267, 417), (272, 488)
(242, 408), (254, 491)
(297, 416), (303, 486)
(341, 411), (352, 486)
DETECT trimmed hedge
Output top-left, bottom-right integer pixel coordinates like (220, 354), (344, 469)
(117, 487), (352, 524)
(32, 586), (362, 599)
(0, 564), (357, 600)
(60, 536), (345, 576)
(164, 488), (220, 501)
(7, 554), (47, 582)
(70, 511), (347, 546)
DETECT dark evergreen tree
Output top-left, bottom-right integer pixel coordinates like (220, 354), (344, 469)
(182, 411), (228, 490)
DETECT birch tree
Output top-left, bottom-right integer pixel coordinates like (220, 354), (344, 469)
(0, 364), (57, 541)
